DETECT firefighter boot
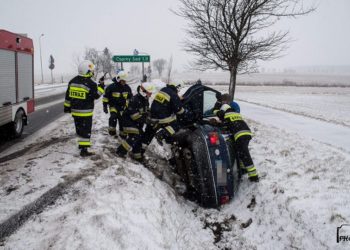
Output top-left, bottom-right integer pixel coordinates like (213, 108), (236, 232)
(248, 175), (260, 182)
(116, 146), (127, 158)
(80, 148), (95, 157)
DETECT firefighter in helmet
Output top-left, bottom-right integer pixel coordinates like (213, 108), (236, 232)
(142, 82), (185, 146)
(102, 71), (132, 138)
(217, 104), (259, 182)
(64, 60), (105, 157)
(116, 82), (154, 161)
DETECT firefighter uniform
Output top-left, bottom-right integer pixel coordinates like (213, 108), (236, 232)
(116, 86), (150, 161)
(102, 78), (127, 136)
(143, 84), (184, 145)
(218, 105), (259, 182)
(121, 83), (133, 138)
(64, 74), (104, 153)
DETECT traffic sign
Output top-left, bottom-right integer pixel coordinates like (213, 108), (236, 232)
(112, 55), (150, 63)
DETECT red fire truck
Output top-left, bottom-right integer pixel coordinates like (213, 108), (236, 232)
(0, 29), (35, 138)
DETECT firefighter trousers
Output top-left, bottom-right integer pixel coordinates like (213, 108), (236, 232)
(109, 111), (124, 136)
(116, 128), (143, 160)
(235, 135), (258, 177)
(142, 121), (179, 145)
(73, 116), (92, 149)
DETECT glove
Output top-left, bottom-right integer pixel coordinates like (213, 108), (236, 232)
(99, 75), (105, 84)
(64, 106), (71, 113)
(103, 105), (108, 114)
(155, 129), (164, 146)
(213, 100), (222, 111)
(146, 116), (159, 127)
(138, 113), (147, 124)
(216, 110), (225, 120)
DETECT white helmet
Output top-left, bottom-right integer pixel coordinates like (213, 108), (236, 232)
(139, 82), (156, 97)
(78, 60), (95, 78)
(220, 104), (231, 112)
(117, 71), (128, 81)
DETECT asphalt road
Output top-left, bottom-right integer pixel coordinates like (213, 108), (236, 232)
(0, 93), (65, 153)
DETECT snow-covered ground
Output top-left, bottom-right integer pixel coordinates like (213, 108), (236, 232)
(172, 71), (350, 87)
(35, 83), (68, 99)
(1, 85), (350, 249)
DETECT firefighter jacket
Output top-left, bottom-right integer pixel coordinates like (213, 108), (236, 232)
(64, 75), (104, 117)
(123, 84), (133, 106)
(122, 93), (149, 133)
(221, 109), (252, 141)
(102, 79), (127, 113)
(150, 85), (184, 124)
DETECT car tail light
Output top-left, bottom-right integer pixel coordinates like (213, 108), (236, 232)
(220, 195), (230, 205)
(208, 132), (219, 145)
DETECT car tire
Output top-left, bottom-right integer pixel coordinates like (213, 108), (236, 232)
(11, 109), (25, 138)
(189, 131), (218, 208)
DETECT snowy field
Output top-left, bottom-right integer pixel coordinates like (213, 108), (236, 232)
(0, 84), (350, 249)
(172, 71), (350, 87)
(212, 85), (350, 128)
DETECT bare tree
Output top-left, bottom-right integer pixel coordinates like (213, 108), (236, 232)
(175, 0), (315, 99)
(166, 55), (173, 83)
(100, 47), (114, 78)
(153, 59), (167, 77)
(49, 55), (55, 84)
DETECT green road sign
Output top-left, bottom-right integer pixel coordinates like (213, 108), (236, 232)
(112, 55), (150, 63)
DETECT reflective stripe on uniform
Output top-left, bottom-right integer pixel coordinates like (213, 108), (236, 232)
(224, 112), (242, 122)
(71, 109), (94, 117)
(98, 86), (105, 95)
(154, 91), (171, 104)
(121, 140), (132, 151)
(64, 100), (71, 107)
(131, 112), (142, 120)
(110, 107), (118, 113)
(133, 153), (142, 159)
(112, 92), (121, 98)
(78, 138), (91, 147)
(234, 130), (252, 141)
(165, 126), (175, 135)
(122, 92), (129, 99)
(246, 165), (257, 177)
(70, 83), (90, 92)
(123, 127), (140, 134)
(158, 115), (176, 124)
(176, 107), (185, 115)
(79, 141), (92, 146)
(102, 97), (109, 103)
(108, 127), (116, 132)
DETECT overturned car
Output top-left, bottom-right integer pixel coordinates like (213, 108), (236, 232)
(172, 82), (242, 208)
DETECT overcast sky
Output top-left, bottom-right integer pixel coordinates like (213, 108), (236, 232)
(1, 0), (350, 79)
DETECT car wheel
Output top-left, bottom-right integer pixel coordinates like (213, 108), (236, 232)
(190, 132), (218, 208)
(11, 109), (25, 138)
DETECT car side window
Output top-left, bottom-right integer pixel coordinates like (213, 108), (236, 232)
(203, 90), (218, 117)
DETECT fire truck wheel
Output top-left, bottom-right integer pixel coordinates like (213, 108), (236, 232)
(11, 109), (25, 138)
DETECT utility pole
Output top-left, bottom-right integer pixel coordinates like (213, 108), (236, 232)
(39, 34), (44, 84)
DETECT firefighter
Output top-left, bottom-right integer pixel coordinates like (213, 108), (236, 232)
(142, 82), (185, 146)
(64, 60), (105, 157)
(116, 82), (154, 161)
(217, 104), (259, 182)
(102, 71), (131, 138)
